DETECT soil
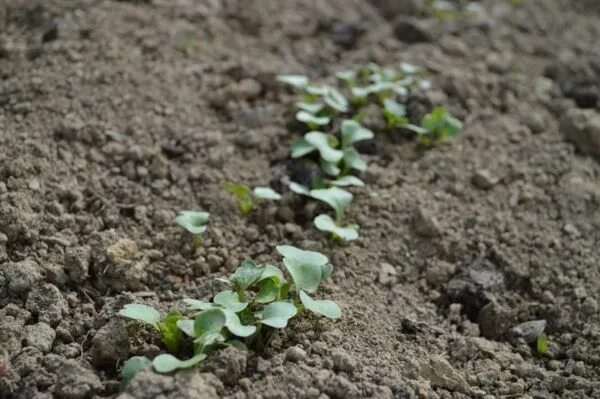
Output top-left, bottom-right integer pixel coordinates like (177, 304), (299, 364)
(1, 0), (600, 398)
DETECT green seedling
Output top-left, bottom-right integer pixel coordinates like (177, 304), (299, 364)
(382, 98), (408, 129)
(417, 107), (463, 148)
(176, 211), (209, 248)
(118, 304), (183, 353)
(119, 245), (340, 376)
(222, 182), (281, 216)
(309, 186), (358, 240)
(290, 120), (373, 177)
(296, 101), (325, 114)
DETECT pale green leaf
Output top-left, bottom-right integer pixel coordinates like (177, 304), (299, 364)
(314, 214), (359, 241)
(119, 304), (160, 327)
(276, 245), (329, 266)
(213, 291), (248, 312)
(183, 299), (214, 311)
(343, 147), (367, 171)
(253, 187), (281, 201)
(290, 138), (316, 158)
(276, 74), (309, 88)
(152, 353), (206, 374)
(289, 182), (311, 196)
(175, 211), (209, 235)
(329, 176), (365, 187)
(309, 187), (353, 221)
(305, 132), (344, 163)
(176, 319), (195, 337)
(296, 111), (330, 126)
(296, 102), (324, 114)
(122, 356), (152, 386)
(300, 291), (342, 319)
(259, 302), (298, 328)
(194, 308), (226, 336)
(341, 120), (374, 147)
(283, 258), (323, 294)
(223, 310), (257, 337)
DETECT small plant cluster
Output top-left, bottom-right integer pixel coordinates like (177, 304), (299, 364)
(276, 63), (463, 241)
(118, 245), (340, 383)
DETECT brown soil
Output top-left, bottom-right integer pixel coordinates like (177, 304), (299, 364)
(1, 0), (599, 398)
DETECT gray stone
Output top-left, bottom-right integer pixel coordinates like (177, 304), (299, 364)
(420, 356), (469, 393)
(4, 259), (42, 296)
(378, 262), (397, 286)
(25, 283), (68, 327)
(332, 349), (357, 373)
(118, 370), (218, 399)
(23, 322), (56, 353)
(472, 169), (499, 190)
(286, 345), (307, 363)
(560, 108), (600, 157)
(511, 320), (546, 344)
(54, 360), (102, 399)
(203, 346), (246, 385)
(64, 246), (91, 283)
(90, 319), (130, 367)
(414, 207), (441, 237)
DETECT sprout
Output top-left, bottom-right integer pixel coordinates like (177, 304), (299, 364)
(121, 356), (152, 386)
(119, 305), (183, 353)
(329, 175), (365, 187)
(418, 107), (463, 148)
(296, 102), (325, 114)
(175, 211), (209, 249)
(382, 98), (408, 128)
(222, 182), (281, 216)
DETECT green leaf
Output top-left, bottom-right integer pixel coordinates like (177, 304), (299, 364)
(121, 356), (152, 386)
(158, 310), (183, 353)
(213, 290), (248, 312)
(259, 301), (298, 328)
(289, 182), (311, 196)
(299, 291), (342, 319)
(276, 245), (329, 266)
(343, 147), (368, 172)
(194, 308), (226, 336)
(304, 132), (344, 163)
(175, 211), (209, 235)
(119, 304), (161, 327)
(320, 263), (333, 280)
(258, 264), (285, 283)
(255, 278), (281, 304)
(323, 86), (349, 113)
(400, 62), (421, 75)
(306, 85), (328, 96)
(230, 259), (264, 291)
(309, 187), (353, 221)
(221, 181), (252, 198)
(341, 120), (374, 147)
(152, 353), (206, 374)
(176, 319), (195, 337)
(276, 74), (309, 89)
(290, 138), (316, 159)
(320, 159), (341, 177)
(329, 176), (365, 187)
(253, 187), (281, 201)
(195, 331), (226, 352)
(283, 258), (323, 294)
(314, 214), (359, 241)
(335, 70), (356, 82)
(223, 310), (257, 337)
(183, 299), (214, 311)
(296, 102), (324, 114)
(537, 333), (548, 355)
(296, 111), (330, 127)
(383, 98), (406, 119)
(400, 123), (428, 135)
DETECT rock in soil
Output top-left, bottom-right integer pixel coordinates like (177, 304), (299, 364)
(560, 108), (600, 157)
(117, 370), (218, 399)
(53, 360), (103, 399)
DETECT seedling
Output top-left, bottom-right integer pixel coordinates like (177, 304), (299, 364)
(416, 107), (463, 148)
(118, 304), (183, 353)
(119, 245), (341, 376)
(175, 211), (209, 248)
(290, 120), (373, 177)
(296, 111), (331, 130)
(277, 74), (309, 89)
(222, 182), (281, 216)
